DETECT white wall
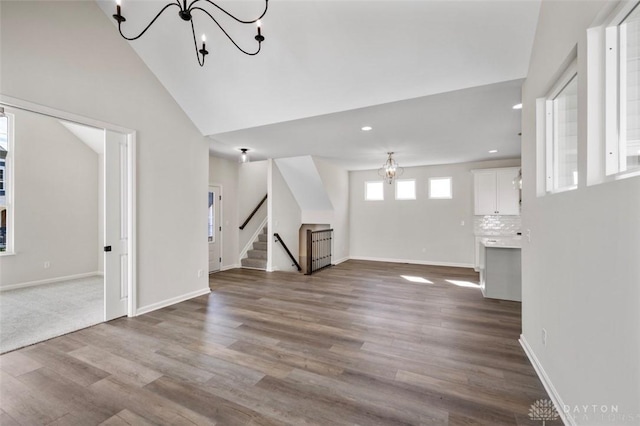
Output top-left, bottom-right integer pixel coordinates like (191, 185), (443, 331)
(521, 1), (640, 423)
(238, 160), (268, 252)
(314, 157), (350, 263)
(209, 155), (240, 270)
(268, 160), (301, 272)
(349, 159), (520, 266)
(1, 1), (209, 308)
(0, 109), (99, 287)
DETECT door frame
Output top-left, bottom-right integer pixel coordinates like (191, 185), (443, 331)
(0, 95), (138, 317)
(209, 182), (223, 273)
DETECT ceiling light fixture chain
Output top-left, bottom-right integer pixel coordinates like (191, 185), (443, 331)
(112, 0), (268, 67)
(378, 152), (404, 184)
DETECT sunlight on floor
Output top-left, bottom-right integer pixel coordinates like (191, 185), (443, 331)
(446, 279), (480, 289)
(401, 275), (433, 284)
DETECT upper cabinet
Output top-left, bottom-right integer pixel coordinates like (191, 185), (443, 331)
(472, 167), (520, 215)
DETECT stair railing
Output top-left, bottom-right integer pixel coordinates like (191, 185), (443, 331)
(239, 194), (267, 230)
(273, 233), (302, 272)
(306, 229), (333, 275)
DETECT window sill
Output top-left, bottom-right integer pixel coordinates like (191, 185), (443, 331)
(0, 251), (16, 257)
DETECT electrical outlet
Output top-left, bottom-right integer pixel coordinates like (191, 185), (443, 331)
(542, 328), (547, 346)
(44, 261), (51, 269)
(197, 269), (203, 278)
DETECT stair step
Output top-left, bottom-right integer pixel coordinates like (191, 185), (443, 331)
(253, 241), (267, 250)
(258, 234), (268, 242)
(241, 258), (267, 269)
(247, 249), (267, 260)
(262, 226), (268, 235)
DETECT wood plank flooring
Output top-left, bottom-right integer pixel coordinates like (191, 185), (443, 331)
(0, 260), (560, 425)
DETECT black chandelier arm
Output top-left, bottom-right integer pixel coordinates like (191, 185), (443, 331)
(117, 2), (180, 41)
(191, 7), (262, 56)
(190, 20), (206, 67)
(188, 0), (268, 24)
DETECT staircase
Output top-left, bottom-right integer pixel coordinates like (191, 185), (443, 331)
(241, 226), (268, 270)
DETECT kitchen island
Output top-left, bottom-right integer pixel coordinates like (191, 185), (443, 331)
(478, 237), (522, 302)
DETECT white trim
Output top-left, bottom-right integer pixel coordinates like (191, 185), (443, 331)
(349, 256), (473, 269)
(239, 215), (268, 263)
(127, 132), (137, 317)
(136, 287), (211, 316)
(219, 263), (241, 272)
(0, 271), (103, 292)
(0, 95), (135, 134)
(333, 257), (350, 265)
(208, 183), (224, 272)
(519, 335), (572, 426)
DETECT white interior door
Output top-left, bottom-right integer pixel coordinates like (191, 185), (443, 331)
(208, 185), (221, 273)
(104, 130), (128, 321)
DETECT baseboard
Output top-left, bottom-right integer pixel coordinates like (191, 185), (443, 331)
(348, 256), (474, 269)
(519, 335), (572, 426)
(333, 257), (349, 265)
(135, 287), (211, 316)
(0, 271), (103, 292)
(220, 263), (240, 272)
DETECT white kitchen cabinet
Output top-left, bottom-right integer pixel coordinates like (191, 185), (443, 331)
(472, 167), (520, 215)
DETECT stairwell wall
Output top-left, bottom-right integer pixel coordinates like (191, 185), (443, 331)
(313, 157), (350, 263)
(268, 159), (301, 272)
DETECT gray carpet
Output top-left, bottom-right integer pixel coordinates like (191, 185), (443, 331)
(0, 276), (103, 354)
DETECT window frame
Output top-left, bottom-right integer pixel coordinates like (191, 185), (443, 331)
(541, 59), (579, 194)
(364, 180), (384, 201)
(428, 177), (453, 199)
(604, 1), (640, 176)
(0, 112), (14, 255)
(395, 178), (416, 201)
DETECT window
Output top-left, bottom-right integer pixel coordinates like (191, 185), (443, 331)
(605, 2), (640, 175)
(208, 190), (215, 242)
(395, 179), (416, 200)
(365, 181), (384, 200)
(429, 177), (452, 199)
(0, 113), (13, 253)
(540, 60), (578, 193)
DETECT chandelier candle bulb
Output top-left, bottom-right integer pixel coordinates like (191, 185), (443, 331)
(257, 20), (262, 36)
(111, 0), (268, 67)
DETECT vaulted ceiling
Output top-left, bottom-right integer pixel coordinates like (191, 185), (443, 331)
(97, 0), (541, 169)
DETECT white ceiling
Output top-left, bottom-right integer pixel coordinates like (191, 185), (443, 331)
(97, 0), (540, 169)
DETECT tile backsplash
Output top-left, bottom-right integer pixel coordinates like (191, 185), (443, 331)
(474, 215), (522, 236)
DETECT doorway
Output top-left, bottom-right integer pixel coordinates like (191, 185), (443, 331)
(0, 100), (136, 353)
(208, 185), (222, 273)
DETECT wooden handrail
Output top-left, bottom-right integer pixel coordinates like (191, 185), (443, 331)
(239, 194), (267, 230)
(273, 233), (302, 272)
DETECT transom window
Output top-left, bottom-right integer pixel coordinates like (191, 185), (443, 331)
(365, 181), (384, 201)
(539, 59), (579, 193)
(606, 2), (640, 175)
(395, 179), (416, 200)
(428, 177), (452, 199)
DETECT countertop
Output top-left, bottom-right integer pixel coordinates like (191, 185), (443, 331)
(479, 236), (522, 249)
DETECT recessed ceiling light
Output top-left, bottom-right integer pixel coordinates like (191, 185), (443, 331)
(489, 149), (498, 153)
(513, 103), (522, 110)
(361, 126), (373, 131)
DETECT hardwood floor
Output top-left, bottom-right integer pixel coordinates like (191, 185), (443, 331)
(0, 260), (559, 425)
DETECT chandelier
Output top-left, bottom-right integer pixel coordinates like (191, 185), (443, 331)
(378, 152), (404, 184)
(112, 0), (268, 67)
